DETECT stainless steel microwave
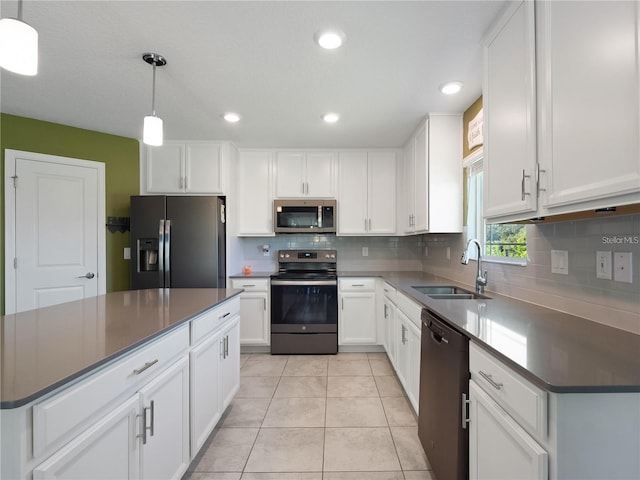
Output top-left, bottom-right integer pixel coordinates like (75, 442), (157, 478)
(274, 199), (336, 233)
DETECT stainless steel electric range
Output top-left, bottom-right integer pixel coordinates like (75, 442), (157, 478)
(270, 250), (338, 354)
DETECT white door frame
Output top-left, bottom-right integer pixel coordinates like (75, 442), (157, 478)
(4, 149), (106, 314)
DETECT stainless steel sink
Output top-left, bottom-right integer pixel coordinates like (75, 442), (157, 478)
(411, 285), (490, 300)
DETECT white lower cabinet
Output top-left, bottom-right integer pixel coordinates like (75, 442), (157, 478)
(231, 278), (270, 346)
(469, 380), (548, 480)
(382, 284), (397, 368)
(219, 316), (240, 409)
(139, 357), (190, 480)
(395, 307), (420, 413)
(33, 395), (140, 480)
(190, 312), (240, 456)
(338, 278), (377, 345)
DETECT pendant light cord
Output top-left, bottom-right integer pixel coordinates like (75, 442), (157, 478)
(151, 62), (157, 116)
(17, 0), (23, 20)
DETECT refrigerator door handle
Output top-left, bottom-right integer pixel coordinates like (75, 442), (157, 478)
(158, 219), (165, 286)
(164, 220), (171, 287)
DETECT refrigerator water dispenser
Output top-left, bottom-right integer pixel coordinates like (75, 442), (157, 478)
(138, 238), (159, 272)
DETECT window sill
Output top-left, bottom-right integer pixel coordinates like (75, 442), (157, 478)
(483, 256), (527, 267)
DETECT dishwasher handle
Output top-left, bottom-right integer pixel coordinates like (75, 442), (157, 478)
(427, 319), (449, 344)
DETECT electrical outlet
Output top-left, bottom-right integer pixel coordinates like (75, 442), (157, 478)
(262, 244), (270, 256)
(123, 247), (131, 260)
(551, 250), (569, 275)
(596, 251), (612, 279)
(613, 252), (633, 283)
(446, 247), (451, 260)
(362, 246), (369, 257)
(424, 246), (429, 257)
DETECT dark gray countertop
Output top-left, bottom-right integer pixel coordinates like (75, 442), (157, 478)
(229, 271), (275, 279)
(339, 270), (640, 393)
(0, 288), (242, 409)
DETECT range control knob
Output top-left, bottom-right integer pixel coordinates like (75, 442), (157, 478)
(285, 254), (290, 258)
(325, 254), (330, 258)
(330, 254), (336, 259)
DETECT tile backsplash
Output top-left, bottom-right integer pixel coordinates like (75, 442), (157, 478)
(239, 235), (423, 272)
(238, 214), (639, 334)
(420, 214), (640, 334)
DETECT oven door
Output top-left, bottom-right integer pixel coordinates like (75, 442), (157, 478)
(270, 279), (338, 333)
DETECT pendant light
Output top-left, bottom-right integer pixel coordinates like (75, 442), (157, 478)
(142, 52), (166, 146)
(0, 0), (38, 75)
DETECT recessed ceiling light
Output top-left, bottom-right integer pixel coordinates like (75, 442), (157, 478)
(322, 113), (340, 124)
(440, 81), (463, 95)
(223, 112), (241, 123)
(315, 30), (345, 50)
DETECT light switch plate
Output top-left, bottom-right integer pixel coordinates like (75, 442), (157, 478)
(124, 247), (131, 260)
(551, 250), (569, 275)
(613, 252), (633, 283)
(362, 247), (369, 257)
(596, 251), (612, 279)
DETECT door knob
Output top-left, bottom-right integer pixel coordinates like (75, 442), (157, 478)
(76, 272), (95, 279)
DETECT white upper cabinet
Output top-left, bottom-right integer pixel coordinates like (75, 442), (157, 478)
(144, 142), (227, 195)
(536, 0), (640, 210)
(275, 151), (335, 198)
(483, 0), (640, 222)
(237, 151), (275, 236)
(403, 114), (463, 234)
(338, 151), (397, 235)
(483, 0), (538, 221)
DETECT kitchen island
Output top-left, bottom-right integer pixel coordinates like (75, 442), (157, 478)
(1, 288), (242, 480)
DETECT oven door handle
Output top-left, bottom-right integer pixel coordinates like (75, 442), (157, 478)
(271, 280), (337, 286)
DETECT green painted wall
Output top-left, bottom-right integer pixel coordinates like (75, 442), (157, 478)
(0, 113), (140, 314)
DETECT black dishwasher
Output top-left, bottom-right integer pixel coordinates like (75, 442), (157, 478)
(418, 308), (469, 480)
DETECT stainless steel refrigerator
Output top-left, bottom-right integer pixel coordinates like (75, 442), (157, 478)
(130, 196), (226, 289)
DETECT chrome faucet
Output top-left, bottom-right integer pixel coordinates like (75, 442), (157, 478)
(461, 239), (488, 294)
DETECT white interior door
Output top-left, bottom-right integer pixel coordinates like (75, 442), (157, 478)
(5, 149), (106, 314)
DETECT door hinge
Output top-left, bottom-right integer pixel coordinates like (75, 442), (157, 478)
(220, 204), (226, 224)
(11, 175), (17, 188)
(13, 258), (17, 269)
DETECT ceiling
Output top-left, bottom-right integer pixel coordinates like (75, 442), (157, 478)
(0, 0), (506, 148)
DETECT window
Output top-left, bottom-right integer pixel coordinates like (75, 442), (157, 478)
(465, 153), (527, 264)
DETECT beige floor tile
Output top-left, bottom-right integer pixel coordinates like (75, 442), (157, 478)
(183, 472), (242, 480)
(322, 473), (404, 480)
(403, 471), (435, 480)
(219, 398), (270, 427)
(240, 356), (287, 377)
(244, 428), (324, 472)
(273, 376), (327, 398)
(325, 397), (388, 427)
(190, 428), (259, 472)
(282, 358), (328, 376)
(370, 358), (395, 376)
(239, 355), (249, 368)
(366, 352), (391, 360)
(328, 359), (373, 376)
(262, 397), (326, 427)
(240, 473), (322, 480)
(236, 376), (280, 398)
(332, 352), (369, 361)
(381, 396), (418, 426)
(374, 376), (405, 397)
(390, 426), (430, 470)
(327, 376), (379, 397)
(323, 427), (401, 472)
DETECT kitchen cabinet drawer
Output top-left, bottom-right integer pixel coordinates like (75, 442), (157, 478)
(338, 278), (376, 291)
(396, 292), (421, 328)
(32, 325), (189, 456)
(381, 281), (397, 303)
(470, 342), (547, 439)
(231, 278), (269, 292)
(191, 298), (240, 345)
